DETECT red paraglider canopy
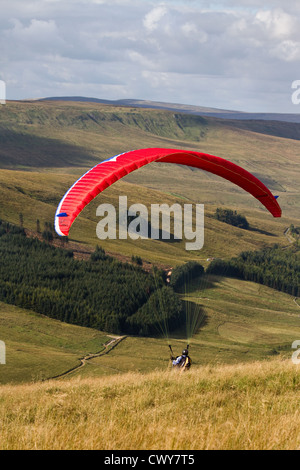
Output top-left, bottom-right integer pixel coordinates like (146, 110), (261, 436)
(55, 148), (282, 236)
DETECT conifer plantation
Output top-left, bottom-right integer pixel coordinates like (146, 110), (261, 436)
(0, 220), (183, 335)
(207, 245), (300, 297)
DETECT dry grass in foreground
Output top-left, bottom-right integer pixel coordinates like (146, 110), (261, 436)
(0, 358), (299, 450)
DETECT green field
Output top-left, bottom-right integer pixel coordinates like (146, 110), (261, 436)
(1, 274), (298, 385)
(0, 301), (111, 384)
(0, 100), (299, 380)
(62, 276), (300, 379)
(0, 100), (300, 450)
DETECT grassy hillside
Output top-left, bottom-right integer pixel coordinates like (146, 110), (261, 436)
(0, 275), (299, 385)
(0, 100), (299, 267)
(0, 101), (211, 168)
(0, 100), (299, 450)
(0, 167), (293, 267)
(0, 358), (299, 450)
(0, 301), (111, 384)
(0, 100), (299, 220)
(183, 276), (300, 363)
(42, 276), (300, 380)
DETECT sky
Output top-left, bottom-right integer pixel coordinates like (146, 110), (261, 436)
(1, 0), (300, 113)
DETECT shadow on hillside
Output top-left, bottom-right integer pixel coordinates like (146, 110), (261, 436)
(220, 118), (300, 142)
(0, 130), (96, 168)
(177, 274), (219, 295)
(248, 226), (277, 237)
(169, 300), (208, 341)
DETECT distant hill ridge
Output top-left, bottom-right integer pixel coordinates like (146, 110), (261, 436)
(38, 96), (300, 124)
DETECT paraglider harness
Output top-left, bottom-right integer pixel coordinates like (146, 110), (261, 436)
(169, 345), (191, 371)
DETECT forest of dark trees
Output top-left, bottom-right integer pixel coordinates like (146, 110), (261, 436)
(1, 217), (299, 337)
(207, 245), (300, 297)
(214, 208), (249, 229)
(169, 261), (205, 291)
(0, 219), (184, 335)
(290, 224), (300, 239)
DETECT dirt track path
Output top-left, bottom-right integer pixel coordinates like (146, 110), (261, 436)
(47, 336), (127, 381)
(294, 298), (300, 310)
(284, 227), (295, 245)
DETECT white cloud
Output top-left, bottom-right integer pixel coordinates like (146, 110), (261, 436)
(0, 0), (299, 112)
(255, 9), (296, 39)
(143, 6), (168, 32)
(272, 40), (300, 62)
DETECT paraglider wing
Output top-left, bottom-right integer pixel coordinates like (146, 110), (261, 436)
(55, 148), (282, 236)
